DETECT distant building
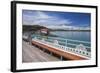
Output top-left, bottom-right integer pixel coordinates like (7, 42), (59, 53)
(37, 28), (49, 35)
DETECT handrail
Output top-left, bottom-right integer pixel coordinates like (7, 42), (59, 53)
(33, 35), (90, 48)
(48, 36), (90, 44)
(32, 38), (91, 58)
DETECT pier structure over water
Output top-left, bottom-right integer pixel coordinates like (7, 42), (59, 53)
(23, 35), (91, 61)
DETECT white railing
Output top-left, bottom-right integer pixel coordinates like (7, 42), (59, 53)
(32, 36), (91, 59)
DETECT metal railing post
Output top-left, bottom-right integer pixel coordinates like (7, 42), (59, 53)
(60, 56), (63, 60)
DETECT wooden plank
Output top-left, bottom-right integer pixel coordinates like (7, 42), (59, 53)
(22, 41), (60, 63)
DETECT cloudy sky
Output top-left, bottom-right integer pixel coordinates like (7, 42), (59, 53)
(22, 10), (91, 27)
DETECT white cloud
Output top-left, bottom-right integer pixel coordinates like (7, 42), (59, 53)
(23, 11), (72, 26)
(36, 11), (53, 19)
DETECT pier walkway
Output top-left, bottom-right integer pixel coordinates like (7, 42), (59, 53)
(22, 41), (60, 63)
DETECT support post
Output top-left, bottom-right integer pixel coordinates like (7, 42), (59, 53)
(60, 56), (63, 60)
(50, 52), (52, 56)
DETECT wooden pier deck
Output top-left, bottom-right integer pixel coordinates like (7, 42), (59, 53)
(32, 39), (87, 60)
(22, 41), (60, 63)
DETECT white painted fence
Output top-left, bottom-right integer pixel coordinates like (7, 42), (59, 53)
(32, 36), (91, 59)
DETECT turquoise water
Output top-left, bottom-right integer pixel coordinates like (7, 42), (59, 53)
(32, 31), (91, 51)
(50, 31), (91, 51)
(50, 31), (91, 42)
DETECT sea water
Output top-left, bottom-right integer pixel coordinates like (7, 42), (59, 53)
(50, 31), (91, 42)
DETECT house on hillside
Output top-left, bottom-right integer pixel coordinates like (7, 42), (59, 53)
(40, 28), (50, 35)
(37, 28), (50, 35)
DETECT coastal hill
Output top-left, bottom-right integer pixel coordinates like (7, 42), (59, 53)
(23, 25), (90, 32)
(23, 25), (47, 32)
